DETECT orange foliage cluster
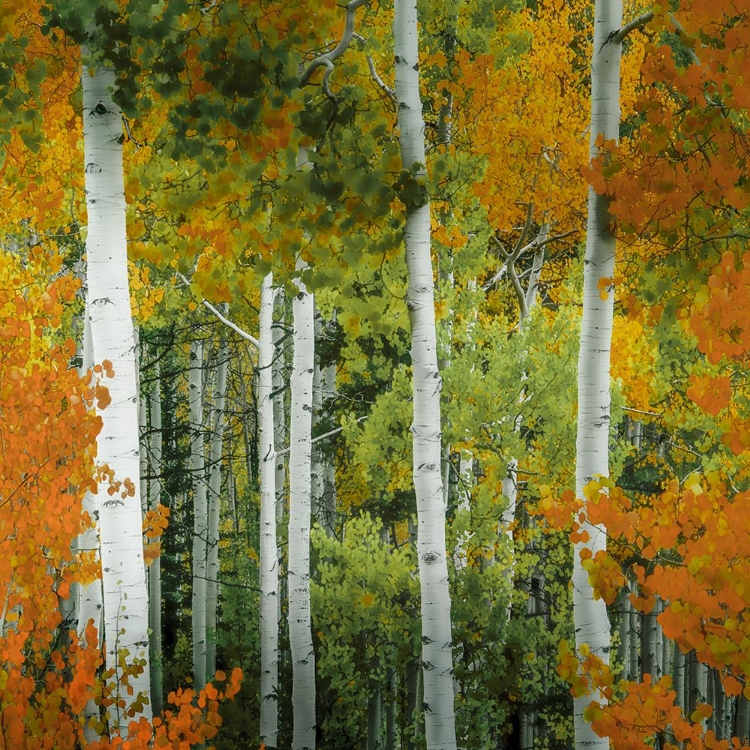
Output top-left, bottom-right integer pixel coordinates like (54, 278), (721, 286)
(143, 503), (170, 566)
(84, 668), (243, 750)
(0, 247), (244, 744)
(591, 5), (750, 250)
(0, 251), (101, 746)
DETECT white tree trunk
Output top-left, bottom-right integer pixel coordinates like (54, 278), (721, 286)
(206, 334), (229, 678)
(148, 364), (164, 715)
(573, 2), (622, 747)
(289, 269), (316, 750)
(190, 339), (208, 692)
(394, 2), (457, 746)
(259, 273), (280, 748)
(82, 61), (152, 732)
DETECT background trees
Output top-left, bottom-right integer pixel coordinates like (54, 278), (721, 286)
(1, 0), (750, 748)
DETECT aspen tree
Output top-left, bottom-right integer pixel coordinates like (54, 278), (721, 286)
(289, 266), (316, 750)
(394, 0), (457, 745)
(82, 60), (152, 730)
(573, 1), (622, 746)
(259, 273), (280, 748)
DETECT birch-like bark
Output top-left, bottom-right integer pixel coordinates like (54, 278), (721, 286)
(82, 61), (152, 731)
(573, 0), (622, 749)
(190, 340), (208, 692)
(737, 694), (750, 740)
(272, 291), (289, 676)
(573, 2), (622, 746)
(394, 1), (457, 746)
(149, 364), (164, 715)
(206, 335), (229, 678)
(289, 270), (316, 750)
(259, 274), (280, 748)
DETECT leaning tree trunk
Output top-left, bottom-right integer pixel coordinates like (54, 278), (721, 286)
(259, 273), (280, 748)
(394, 1), (457, 746)
(82, 60), (152, 732)
(573, 2), (622, 747)
(289, 268), (316, 750)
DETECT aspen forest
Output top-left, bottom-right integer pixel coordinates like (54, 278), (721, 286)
(3, 0), (750, 748)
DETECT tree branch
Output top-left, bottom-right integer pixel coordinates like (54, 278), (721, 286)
(299, 0), (369, 98)
(275, 416), (368, 457)
(176, 272), (260, 349)
(610, 11), (654, 44)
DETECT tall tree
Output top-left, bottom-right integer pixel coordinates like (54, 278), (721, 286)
(82, 58), (152, 731)
(190, 338), (208, 693)
(572, 1), (622, 747)
(259, 273), (280, 748)
(288, 267), (317, 750)
(393, 0), (458, 746)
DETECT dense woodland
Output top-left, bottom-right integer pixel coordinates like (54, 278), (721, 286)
(1, 0), (750, 748)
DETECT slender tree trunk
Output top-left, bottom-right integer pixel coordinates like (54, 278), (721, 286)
(673, 642), (686, 712)
(641, 598), (662, 681)
(190, 339), (208, 692)
(367, 672), (383, 750)
(259, 274), (280, 748)
(273, 291), (289, 675)
(206, 334), (229, 678)
(82, 60), (152, 732)
(289, 269), (316, 750)
(149, 363), (164, 715)
(572, 2), (623, 747)
(394, 2), (457, 747)
(737, 694), (750, 741)
(385, 666), (397, 750)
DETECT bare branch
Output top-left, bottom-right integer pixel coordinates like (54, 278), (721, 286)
(176, 272), (260, 349)
(610, 11), (654, 44)
(275, 416), (368, 457)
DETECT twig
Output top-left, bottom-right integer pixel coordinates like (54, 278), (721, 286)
(275, 416), (368, 457)
(176, 272), (260, 349)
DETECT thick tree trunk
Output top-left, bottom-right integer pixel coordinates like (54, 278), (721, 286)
(190, 340), (208, 692)
(289, 270), (316, 750)
(82, 61), (152, 732)
(572, 2), (623, 747)
(206, 334), (229, 678)
(394, 1), (457, 746)
(259, 274), (280, 748)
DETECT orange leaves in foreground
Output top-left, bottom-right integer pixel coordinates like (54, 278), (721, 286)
(83, 668), (243, 750)
(0, 247), (242, 745)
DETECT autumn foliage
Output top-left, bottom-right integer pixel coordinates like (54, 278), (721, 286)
(0, 245), (243, 745)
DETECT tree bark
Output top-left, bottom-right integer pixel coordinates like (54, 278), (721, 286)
(394, 1), (457, 746)
(259, 274), (280, 748)
(82, 60), (152, 732)
(289, 269), (316, 750)
(572, 2), (623, 746)
(190, 339), (208, 692)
